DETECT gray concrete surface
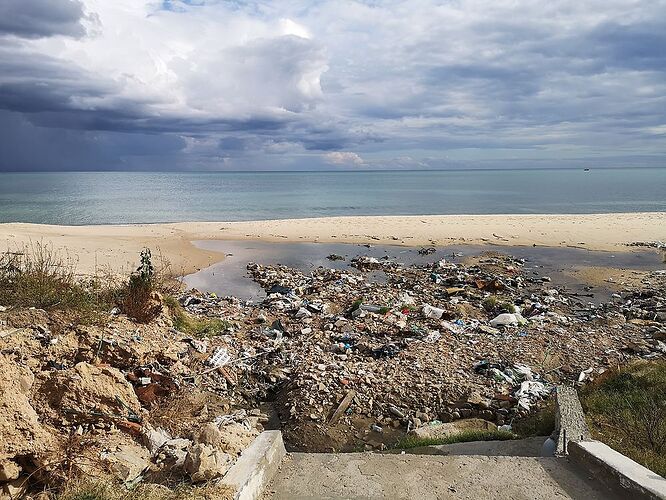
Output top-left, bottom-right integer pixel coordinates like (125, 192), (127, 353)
(569, 441), (666, 500)
(397, 436), (548, 457)
(556, 386), (591, 455)
(266, 452), (619, 499)
(222, 430), (286, 500)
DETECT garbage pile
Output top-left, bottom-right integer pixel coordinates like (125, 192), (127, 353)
(179, 251), (666, 450)
(1, 248), (665, 494)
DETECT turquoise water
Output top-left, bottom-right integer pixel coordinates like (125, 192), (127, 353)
(0, 168), (664, 224)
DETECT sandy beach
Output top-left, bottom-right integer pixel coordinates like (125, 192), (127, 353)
(1, 212), (664, 275)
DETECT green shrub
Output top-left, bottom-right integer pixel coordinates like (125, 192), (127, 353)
(120, 249), (158, 322)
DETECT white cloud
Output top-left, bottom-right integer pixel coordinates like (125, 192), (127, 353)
(324, 151), (364, 165)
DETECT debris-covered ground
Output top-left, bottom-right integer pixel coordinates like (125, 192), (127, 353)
(1, 248), (665, 497)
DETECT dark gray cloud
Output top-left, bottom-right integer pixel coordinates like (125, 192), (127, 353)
(0, 0), (88, 39)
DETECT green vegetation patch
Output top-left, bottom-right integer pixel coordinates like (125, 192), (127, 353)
(580, 360), (666, 478)
(165, 296), (230, 337)
(394, 429), (517, 449)
(481, 295), (515, 314)
(0, 241), (119, 322)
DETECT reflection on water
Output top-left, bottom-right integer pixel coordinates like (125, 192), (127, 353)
(183, 240), (664, 302)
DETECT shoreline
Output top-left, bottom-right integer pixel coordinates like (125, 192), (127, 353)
(1, 213), (664, 275)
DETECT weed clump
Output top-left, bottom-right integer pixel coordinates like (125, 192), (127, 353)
(57, 478), (233, 500)
(0, 243), (178, 324)
(164, 296), (230, 337)
(481, 295), (515, 314)
(120, 249), (162, 323)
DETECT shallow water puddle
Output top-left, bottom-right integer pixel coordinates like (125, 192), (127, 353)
(183, 240), (663, 302)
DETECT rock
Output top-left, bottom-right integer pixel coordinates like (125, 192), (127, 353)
(255, 313), (267, 323)
(195, 422), (258, 456)
(197, 422), (223, 446)
(102, 444), (151, 481)
(18, 371), (34, 394)
(39, 362), (141, 425)
(388, 404), (405, 419)
(144, 427), (172, 455)
(411, 418), (497, 439)
(295, 307), (311, 319)
(439, 412), (453, 423)
(415, 411), (429, 422)
(184, 444), (232, 482)
(159, 438), (192, 469)
(0, 461), (20, 482)
(465, 391), (484, 405)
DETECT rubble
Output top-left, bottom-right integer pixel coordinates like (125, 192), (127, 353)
(0, 246), (664, 495)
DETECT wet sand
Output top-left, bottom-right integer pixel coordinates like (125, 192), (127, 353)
(0, 213), (664, 274)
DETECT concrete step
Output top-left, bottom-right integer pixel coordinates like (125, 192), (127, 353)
(266, 452), (620, 500)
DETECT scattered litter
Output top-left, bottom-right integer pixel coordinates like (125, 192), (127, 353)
(207, 347), (231, 368)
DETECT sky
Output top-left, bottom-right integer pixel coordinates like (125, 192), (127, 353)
(0, 0), (665, 171)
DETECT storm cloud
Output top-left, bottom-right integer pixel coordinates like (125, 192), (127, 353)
(0, 0), (664, 170)
(0, 0), (90, 38)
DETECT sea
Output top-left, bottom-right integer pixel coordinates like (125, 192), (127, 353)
(0, 168), (664, 225)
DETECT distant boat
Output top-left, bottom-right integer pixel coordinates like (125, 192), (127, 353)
(584, 168), (590, 171)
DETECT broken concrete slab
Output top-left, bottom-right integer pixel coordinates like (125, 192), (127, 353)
(555, 386), (590, 455)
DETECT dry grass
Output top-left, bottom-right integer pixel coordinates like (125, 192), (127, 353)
(513, 400), (557, 437)
(56, 478), (233, 500)
(0, 242), (181, 324)
(0, 241), (118, 322)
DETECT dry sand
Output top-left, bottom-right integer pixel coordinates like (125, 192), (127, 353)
(0, 213), (664, 275)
